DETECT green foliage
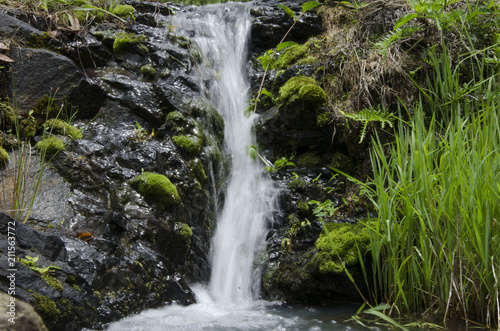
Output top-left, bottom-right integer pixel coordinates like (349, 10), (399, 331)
(190, 158), (207, 181)
(265, 155), (296, 173)
(172, 135), (203, 155)
(19, 255), (63, 292)
(313, 221), (371, 273)
(308, 199), (340, 221)
(130, 172), (181, 209)
(276, 76), (326, 107)
(340, 106), (395, 143)
(363, 84), (500, 327)
(44, 119), (82, 139)
(372, 23), (423, 58)
(35, 136), (64, 154)
(131, 121), (154, 141)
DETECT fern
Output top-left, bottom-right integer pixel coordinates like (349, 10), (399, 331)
(373, 23), (422, 58)
(341, 106), (395, 143)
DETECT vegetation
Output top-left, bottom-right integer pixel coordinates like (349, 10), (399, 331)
(130, 172), (181, 209)
(318, 0), (500, 327)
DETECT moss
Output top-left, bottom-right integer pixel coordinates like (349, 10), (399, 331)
(71, 284), (82, 292)
(176, 222), (193, 242)
(297, 152), (321, 167)
(113, 32), (147, 54)
(112, 4), (136, 19)
(43, 275), (63, 292)
(277, 76), (326, 107)
(19, 117), (37, 140)
(130, 172), (181, 209)
(0, 101), (16, 126)
(140, 64), (156, 77)
(311, 222), (371, 274)
(190, 158), (207, 182)
(287, 179), (308, 192)
(44, 119), (82, 139)
(172, 135), (203, 156)
(35, 136), (64, 154)
(317, 111), (331, 127)
(31, 95), (62, 119)
(273, 43), (309, 70)
(33, 293), (60, 321)
(330, 152), (353, 173)
(297, 200), (309, 214)
(0, 147), (9, 164)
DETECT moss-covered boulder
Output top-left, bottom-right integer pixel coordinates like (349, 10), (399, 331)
(35, 136), (64, 154)
(172, 135), (203, 156)
(276, 76), (326, 108)
(44, 119), (82, 139)
(130, 172), (181, 209)
(311, 221), (371, 273)
(262, 221), (370, 304)
(273, 41), (317, 70)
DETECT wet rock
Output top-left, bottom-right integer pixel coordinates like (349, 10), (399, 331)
(7, 47), (104, 119)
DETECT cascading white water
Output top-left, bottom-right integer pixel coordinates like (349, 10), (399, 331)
(172, 3), (277, 304)
(103, 4), (367, 330)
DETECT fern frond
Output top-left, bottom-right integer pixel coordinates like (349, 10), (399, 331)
(341, 106), (395, 143)
(373, 23), (423, 57)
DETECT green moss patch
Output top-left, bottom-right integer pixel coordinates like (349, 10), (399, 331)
(172, 135), (203, 156)
(33, 293), (60, 321)
(140, 64), (156, 77)
(274, 42), (310, 70)
(44, 119), (82, 139)
(190, 158), (207, 181)
(112, 4), (135, 19)
(297, 152), (321, 167)
(113, 32), (147, 54)
(35, 136), (64, 154)
(277, 76), (326, 107)
(176, 222), (193, 242)
(130, 172), (181, 209)
(311, 221), (370, 274)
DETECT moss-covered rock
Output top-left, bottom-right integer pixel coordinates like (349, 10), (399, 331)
(176, 222), (193, 242)
(113, 32), (147, 54)
(33, 294), (60, 322)
(330, 152), (353, 173)
(297, 152), (321, 167)
(130, 172), (181, 209)
(0, 147), (9, 164)
(190, 158), (207, 182)
(140, 64), (156, 77)
(44, 119), (82, 139)
(273, 42), (310, 70)
(112, 4), (136, 19)
(172, 135), (203, 156)
(165, 111), (188, 134)
(35, 136), (64, 154)
(276, 76), (326, 107)
(311, 221), (371, 273)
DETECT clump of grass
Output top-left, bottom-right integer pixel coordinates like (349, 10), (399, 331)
(363, 65), (500, 328)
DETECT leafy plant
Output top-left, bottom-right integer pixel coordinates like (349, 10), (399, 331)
(265, 155), (295, 173)
(340, 105), (395, 143)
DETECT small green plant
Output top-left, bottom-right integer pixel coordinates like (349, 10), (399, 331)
(265, 155), (296, 173)
(130, 121), (154, 141)
(339, 105), (395, 143)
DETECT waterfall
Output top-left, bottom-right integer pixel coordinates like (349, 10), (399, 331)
(172, 3), (278, 304)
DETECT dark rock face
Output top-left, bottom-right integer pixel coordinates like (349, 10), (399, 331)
(0, 3), (222, 329)
(7, 47), (104, 119)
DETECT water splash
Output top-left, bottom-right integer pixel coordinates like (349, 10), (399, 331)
(172, 3), (278, 304)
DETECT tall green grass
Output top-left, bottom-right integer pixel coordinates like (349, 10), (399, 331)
(364, 60), (500, 328)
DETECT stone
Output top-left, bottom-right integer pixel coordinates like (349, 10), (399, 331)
(0, 292), (49, 331)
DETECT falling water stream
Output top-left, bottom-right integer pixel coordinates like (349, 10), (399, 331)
(105, 3), (367, 330)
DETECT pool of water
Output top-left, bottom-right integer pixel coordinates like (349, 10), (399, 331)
(103, 285), (382, 331)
